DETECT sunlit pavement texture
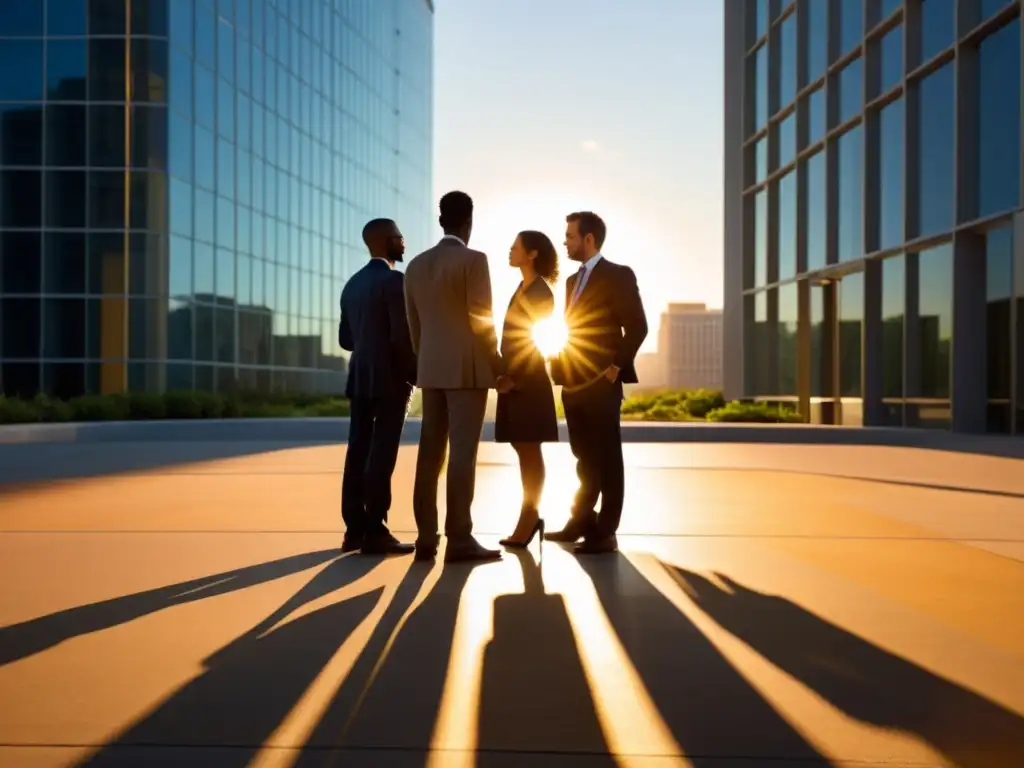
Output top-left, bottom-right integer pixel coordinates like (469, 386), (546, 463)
(1, 439), (1023, 767)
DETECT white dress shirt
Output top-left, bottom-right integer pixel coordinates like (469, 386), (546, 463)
(569, 252), (603, 307)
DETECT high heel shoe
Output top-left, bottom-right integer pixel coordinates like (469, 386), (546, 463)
(499, 517), (545, 549)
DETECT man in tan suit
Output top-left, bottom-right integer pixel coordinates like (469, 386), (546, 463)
(404, 191), (511, 562)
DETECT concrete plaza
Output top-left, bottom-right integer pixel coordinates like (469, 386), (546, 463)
(0, 432), (1022, 766)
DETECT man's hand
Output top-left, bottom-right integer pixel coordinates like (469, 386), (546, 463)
(603, 365), (620, 383)
(495, 375), (515, 394)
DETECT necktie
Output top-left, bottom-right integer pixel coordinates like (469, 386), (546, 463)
(569, 266), (587, 307)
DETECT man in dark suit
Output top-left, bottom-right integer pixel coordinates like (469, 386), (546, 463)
(338, 218), (417, 556)
(545, 211), (648, 554)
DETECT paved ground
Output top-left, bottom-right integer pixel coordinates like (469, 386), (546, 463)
(0, 439), (1022, 767)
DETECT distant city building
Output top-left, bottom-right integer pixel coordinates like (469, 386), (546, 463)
(658, 303), (722, 391)
(0, 1), (433, 398)
(633, 351), (666, 390)
(724, 0), (1022, 433)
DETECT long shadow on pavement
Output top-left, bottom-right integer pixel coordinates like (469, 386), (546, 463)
(296, 559), (479, 766)
(672, 566), (1024, 768)
(73, 588), (384, 768)
(577, 554), (835, 766)
(474, 549), (614, 762)
(0, 548), (341, 666)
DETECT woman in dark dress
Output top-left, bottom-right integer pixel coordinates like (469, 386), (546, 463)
(495, 230), (560, 548)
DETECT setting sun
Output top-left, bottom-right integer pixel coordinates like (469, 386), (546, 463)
(531, 317), (569, 358)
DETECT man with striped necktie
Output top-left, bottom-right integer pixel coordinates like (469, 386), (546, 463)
(546, 211), (648, 555)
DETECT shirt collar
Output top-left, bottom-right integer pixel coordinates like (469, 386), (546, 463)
(441, 234), (467, 247)
(580, 252), (603, 272)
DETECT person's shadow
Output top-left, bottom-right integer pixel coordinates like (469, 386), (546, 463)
(474, 549), (614, 761)
(296, 559), (485, 764)
(577, 554), (834, 766)
(0, 548), (342, 666)
(672, 565), (1024, 768)
(74, 588), (385, 767)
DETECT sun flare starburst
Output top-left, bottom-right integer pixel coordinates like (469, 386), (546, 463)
(531, 317), (570, 358)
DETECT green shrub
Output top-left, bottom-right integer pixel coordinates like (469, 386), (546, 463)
(0, 396), (41, 424)
(683, 389), (726, 418)
(705, 401), (803, 423)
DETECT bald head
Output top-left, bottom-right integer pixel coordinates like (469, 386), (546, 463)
(362, 218), (405, 263)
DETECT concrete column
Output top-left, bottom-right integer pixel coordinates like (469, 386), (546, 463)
(1014, 211), (1024, 433)
(723, 0), (746, 401)
(862, 258), (884, 424)
(952, 231), (987, 432)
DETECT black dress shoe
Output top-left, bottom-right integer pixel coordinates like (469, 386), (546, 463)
(341, 533), (364, 553)
(414, 544), (438, 562)
(361, 533), (415, 556)
(574, 534), (618, 555)
(444, 538), (502, 563)
(542, 517), (593, 543)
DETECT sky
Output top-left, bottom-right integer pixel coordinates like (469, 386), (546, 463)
(431, 0), (725, 351)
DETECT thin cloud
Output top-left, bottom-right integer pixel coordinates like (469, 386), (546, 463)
(581, 139), (601, 153)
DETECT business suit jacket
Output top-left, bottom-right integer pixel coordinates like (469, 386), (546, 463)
(338, 258), (417, 399)
(550, 257), (648, 389)
(403, 237), (504, 390)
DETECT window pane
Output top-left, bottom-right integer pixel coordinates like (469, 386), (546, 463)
(753, 290), (769, 393)
(777, 170), (796, 279)
(915, 63), (954, 238)
(839, 0), (863, 56)
(837, 57), (863, 124)
(87, 39), (125, 102)
(194, 124), (215, 190)
(0, 40), (43, 101)
(879, 25), (903, 95)
(1, 105), (43, 166)
(912, 244), (953, 398)
(880, 0), (902, 20)
(779, 14), (797, 107)
(779, 283), (797, 394)
(881, 254), (905, 397)
(47, 39), (87, 100)
(754, 189), (767, 286)
(986, 227), (1012, 400)
(196, 0), (216, 69)
(976, 19), (1021, 219)
(839, 272), (863, 396)
(45, 170), (86, 228)
(170, 0), (194, 52)
(810, 284), (825, 395)
(808, 88), (825, 145)
(44, 233), (86, 294)
(755, 45), (768, 129)
(806, 0), (827, 83)
(838, 126), (863, 262)
(1, 232), (42, 293)
(806, 151), (826, 271)
(920, 0), (955, 63)
(879, 98), (904, 250)
(1, 170), (42, 227)
(778, 113), (796, 167)
(0, 5), (43, 36)
(755, 137), (767, 182)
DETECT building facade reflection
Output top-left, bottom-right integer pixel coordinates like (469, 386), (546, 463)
(0, 0), (433, 398)
(725, 0), (1023, 433)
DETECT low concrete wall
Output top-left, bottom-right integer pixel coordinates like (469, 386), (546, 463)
(1, 418), (1022, 457)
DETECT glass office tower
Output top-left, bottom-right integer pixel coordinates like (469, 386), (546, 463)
(0, 0), (433, 398)
(724, 0), (1023, 433)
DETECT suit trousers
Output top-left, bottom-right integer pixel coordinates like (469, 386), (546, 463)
(413, 388), (488, 547)
(342, 394), (410, 536)
(562, 379), (625, 537)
